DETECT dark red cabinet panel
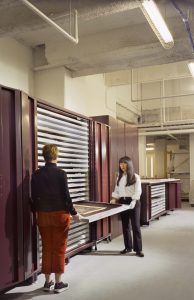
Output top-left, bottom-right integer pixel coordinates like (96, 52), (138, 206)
(93, 121), (111, 241)
(0, 87), (24, 290)
(92, 115), (139, 238)
(0, 89), (38, 292)
(141, 181), (181, 225)
(21, 93), (37, 279)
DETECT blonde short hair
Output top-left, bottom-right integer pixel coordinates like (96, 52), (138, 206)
(42, 144), (58, 162)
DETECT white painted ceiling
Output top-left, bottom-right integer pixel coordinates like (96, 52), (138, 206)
(0, 0), (194, 77)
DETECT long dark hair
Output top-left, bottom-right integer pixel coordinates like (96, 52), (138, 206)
(117, 156), (136, 186)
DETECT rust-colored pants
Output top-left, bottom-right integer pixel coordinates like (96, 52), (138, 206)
(37, 211), (70, 274)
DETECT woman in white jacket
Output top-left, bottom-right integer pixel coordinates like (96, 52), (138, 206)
(112, 156), (144, 257)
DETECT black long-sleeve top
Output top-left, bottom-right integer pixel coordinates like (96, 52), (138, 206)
(31, 162), (77, 215)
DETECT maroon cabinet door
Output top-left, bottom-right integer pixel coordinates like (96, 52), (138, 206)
(0, 88), (38, 292)
(166, 181), (182, 210)
(93, 122), (111, 240)
(166, 182), (176, 210)
(175, 182), (182, 208)
(21, 93), (38, 279)
(92, 115), (139, 238)
(93, 122), (102, 202)
(140, 184), (151, 225)
(0, 87), (24, 290)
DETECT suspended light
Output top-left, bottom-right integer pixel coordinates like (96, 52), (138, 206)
(137, 0), (174, 49)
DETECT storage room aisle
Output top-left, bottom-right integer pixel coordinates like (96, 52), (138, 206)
(1, 202), (194, 300)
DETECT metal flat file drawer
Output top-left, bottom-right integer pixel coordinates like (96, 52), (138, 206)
(151, 184), (166, 218)
(37, 104), (91, 261)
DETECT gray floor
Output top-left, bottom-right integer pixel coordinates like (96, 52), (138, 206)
(1, 202), (194, 300)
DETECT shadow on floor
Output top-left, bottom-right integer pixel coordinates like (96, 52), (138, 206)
(80, 250), (136, 256)
(0, 288), (47, 300)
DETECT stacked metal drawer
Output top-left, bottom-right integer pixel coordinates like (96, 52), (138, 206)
(36, 106), (90, 253)
(150, 183), (166, 218)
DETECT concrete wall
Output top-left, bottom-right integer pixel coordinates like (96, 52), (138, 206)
(0, 37), (34, 95)
(34, 67), (65, 108)
(64, 71), (116, 117)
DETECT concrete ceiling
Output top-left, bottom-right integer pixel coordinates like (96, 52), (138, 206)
(0, 0), (194, 77)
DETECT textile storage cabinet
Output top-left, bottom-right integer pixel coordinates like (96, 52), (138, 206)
(36, 105), (116, 258)
(140, 179), (181, 225)
(35, 102), (131, 259)
(92, 115), (139, 238)
(91, 121), (111, 244)
(36, 102), (94, 260)
(0, 85), (130, 292)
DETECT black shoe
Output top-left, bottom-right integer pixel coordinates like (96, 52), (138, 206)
(136, 251), (144, 257)
(43, 280), (54, 292)
(54, 282), (69, 293)
(120, 248), (132, 254)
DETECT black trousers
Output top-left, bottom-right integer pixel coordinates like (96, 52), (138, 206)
(120, 200), (142, 252)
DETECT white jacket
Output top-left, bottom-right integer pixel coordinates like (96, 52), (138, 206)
(112, 173), (142, 209)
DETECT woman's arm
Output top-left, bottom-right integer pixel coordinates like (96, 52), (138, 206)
(127, 174), (141, 209)
(112, 183), (120, 199)
(62, 171), (77, 215)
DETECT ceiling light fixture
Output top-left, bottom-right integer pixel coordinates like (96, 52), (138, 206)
(146, 147), (155, 151)
(137, 0), (174, 49)
(188, 62), (194, 78)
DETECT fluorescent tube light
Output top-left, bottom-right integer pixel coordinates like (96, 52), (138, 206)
(137, 0), (174, 49)
(146, 147), (155, 151)
(146, 143), (155, 151)
(188, 62), (194, 78)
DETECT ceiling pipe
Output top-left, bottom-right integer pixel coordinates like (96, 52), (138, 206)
(167, 134), (179, 141)
(170, 0), (194, 53)
(20, 0), (78, 44)
(139, 128), (194, 136)
(131, 90), (194, 102)
(131, 68), (194, 102)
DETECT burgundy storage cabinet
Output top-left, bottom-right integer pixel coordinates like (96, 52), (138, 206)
(92, 115), (139, 238)
(0, 87), (38, 292)
(140, 179), (182, 225)
(0, 86), (130, 293)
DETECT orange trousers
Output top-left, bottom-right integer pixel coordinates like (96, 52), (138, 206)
(37, 211), (70, 274)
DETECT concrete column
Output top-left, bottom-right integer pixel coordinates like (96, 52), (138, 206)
(154, 139), (166, 178)
(138, 135), (146, 178)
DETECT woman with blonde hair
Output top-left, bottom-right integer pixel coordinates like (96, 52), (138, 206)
(31, 144), (81, 293)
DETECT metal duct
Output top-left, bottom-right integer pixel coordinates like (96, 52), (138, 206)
(139, 128), (194, 136)
(170, 0), (194, 53)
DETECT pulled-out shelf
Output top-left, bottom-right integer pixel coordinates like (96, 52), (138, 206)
(74, 201), (130, 223)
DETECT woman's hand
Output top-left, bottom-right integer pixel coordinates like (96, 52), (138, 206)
(110, 198), (118, 204)
(72, 213), (88, 223)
